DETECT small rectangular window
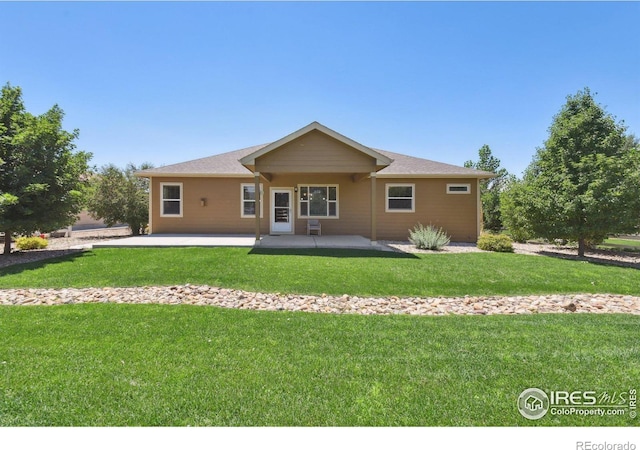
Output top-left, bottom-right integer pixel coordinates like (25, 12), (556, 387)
(160, 182), (183, 217)
(386, 183), (415, 212)
(241, 183), (263, 218)
(447, 184), (471, 194)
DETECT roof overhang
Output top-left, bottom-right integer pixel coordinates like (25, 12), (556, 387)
(134, 172), (253, 178)
(376, 172), (496, 179)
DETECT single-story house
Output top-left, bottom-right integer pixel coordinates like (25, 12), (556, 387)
(136, 122), (494, 243)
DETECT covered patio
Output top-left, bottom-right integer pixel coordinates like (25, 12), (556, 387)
(238, 123), (393, 245)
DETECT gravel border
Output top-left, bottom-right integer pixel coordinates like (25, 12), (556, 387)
(380, 240), (640, 269)
(1, 285), (638, 316)
(0, 228), (131, 269)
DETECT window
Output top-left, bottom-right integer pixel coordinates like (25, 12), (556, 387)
(241, 183), (263, 218)
(447, 184), (471, 194)
(299, 185), (338, 218)
(386, 184), (415, 212)
(160, 182), (183, 217)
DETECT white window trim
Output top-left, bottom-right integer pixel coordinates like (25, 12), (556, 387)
(160, 182), (183, 218)
(240, 183), (263, 218)
(297, 184), (339, 219)
(385, 183), (415, 213)
(447, 183), (471, 194)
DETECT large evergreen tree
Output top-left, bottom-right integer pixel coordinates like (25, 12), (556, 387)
(519, 88), (640, 256)
(0, 83), (92, 255)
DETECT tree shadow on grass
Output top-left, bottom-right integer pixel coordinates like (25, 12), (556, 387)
(537, 250), (640, 270)
(249, 247), (419, 259)
(0, 250), (93, 276)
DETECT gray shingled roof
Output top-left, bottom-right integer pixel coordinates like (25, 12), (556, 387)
(139, 144), (268, 176)
(137, 143), (493, 178)
(373, 149), (493, 177)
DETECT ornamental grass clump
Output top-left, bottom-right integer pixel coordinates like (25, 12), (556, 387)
(477, 233), (513, 253)
(408, 223), (450, 250)
(16, 236), (49, 250)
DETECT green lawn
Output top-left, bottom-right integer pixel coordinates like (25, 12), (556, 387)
(1, 305), (637, 426)
(1, 248), (638, 427)
(600, 238), (640, 253)
(0, 247), (638, 296)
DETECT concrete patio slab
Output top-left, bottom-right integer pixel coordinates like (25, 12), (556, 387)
(81, 234), (388, 250)
(88, 234), (256, 249)
(259, 235), (386, 250)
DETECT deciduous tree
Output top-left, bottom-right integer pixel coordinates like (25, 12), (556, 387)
(0, 83), (91, 255)
(500, 176), (534, 243)
(86, 163), (153, 236)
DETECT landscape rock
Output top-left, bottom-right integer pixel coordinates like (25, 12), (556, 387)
(0, 286), (637, 316)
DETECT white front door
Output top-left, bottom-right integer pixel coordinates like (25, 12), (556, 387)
(271, 188), (293, 234)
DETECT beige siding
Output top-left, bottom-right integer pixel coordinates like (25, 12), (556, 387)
(376, 178), (478, 242)
(150, 176), (479, 242)
(269, 174), (371, 236)
(255, 130), (376, 173)
(151, 177), (270, 235)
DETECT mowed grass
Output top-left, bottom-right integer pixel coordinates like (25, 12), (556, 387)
(1, 305), (638, 426)
(0, 248), (638, 296)
(600, 238), (640, 253)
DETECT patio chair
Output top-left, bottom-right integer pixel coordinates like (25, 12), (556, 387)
(307, 219), (321, 236)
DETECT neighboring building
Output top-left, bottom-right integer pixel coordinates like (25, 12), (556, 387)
(73, 210), (108, 230)
(137, 122), (494, 243)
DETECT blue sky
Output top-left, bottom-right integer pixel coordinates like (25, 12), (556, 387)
(2, 1), (638, 177)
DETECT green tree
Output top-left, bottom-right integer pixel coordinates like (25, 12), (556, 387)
(622, 134), (640, 229)
(499, 176), (534, 243)
(0, 83), (91, 255)
(622, 133), (639, 152)
(519, 88), (640, 257)
(86, 163), (153, 236)
(464, 145), (510, 231)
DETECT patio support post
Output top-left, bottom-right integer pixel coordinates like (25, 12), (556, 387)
(370, 172), (377, 244)
(476, 178), (482, 240)
(148, 176), (153, 235)
(254, 172), (261, 245)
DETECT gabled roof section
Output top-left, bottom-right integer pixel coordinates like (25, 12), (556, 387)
(239, 121), (393, 167)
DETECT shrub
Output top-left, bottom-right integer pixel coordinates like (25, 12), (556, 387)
(477, 233), (513, 253)
(505, 228), (534, 244)
(16, 236), (49, 250)
(409, 223), (451, 250)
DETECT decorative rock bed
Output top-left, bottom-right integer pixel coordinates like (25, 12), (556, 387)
(1, 285), (638, 316)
